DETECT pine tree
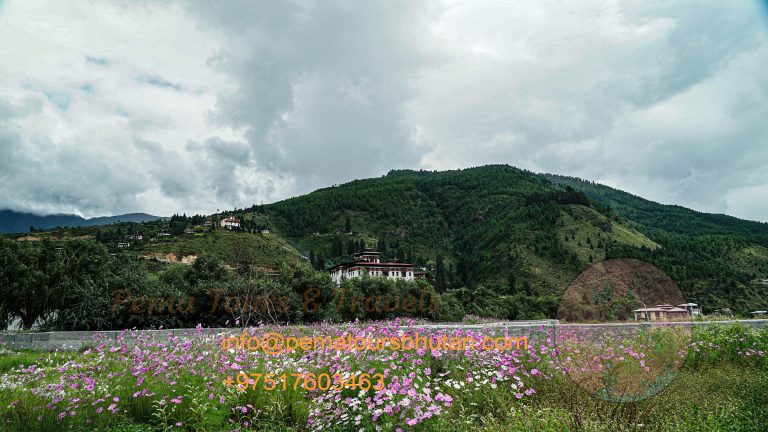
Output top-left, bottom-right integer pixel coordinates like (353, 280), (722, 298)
(378, 236), (387, 257)
(346, 239), (355, 255)
(507, 271), (516, 295)
(331, 237), (343, 256)
(345, 216), (352, 233)
(435, 255), (446, 292)
(523, 280), (533, 296)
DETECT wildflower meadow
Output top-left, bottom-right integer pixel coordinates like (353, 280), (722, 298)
(1, 319), (766, 432)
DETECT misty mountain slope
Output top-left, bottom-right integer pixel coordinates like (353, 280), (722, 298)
(0, 210), (167, 234)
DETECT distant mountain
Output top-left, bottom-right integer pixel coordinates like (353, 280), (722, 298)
(0, 210), (167, 234)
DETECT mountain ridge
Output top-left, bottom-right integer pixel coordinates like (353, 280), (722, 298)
(0, 210), (168, 234)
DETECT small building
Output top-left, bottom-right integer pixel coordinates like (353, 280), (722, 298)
(260, 229), (270, 234)
(184, 228), (194, 234)
(117, 242), (130, 248)
(220, 217), (240, 229)
(678, 303), (702, 317)
(203, 220), (214, 227)
(128, 234), (143, 241)
(633, 304), (690, 322)
(157, 231), (171, 237)
(757, 279), (768, 285)
(328, 248), (417, 285)
(751, 310), (768, 317)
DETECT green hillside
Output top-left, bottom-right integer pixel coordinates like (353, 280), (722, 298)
(542, 173), (768, 313)
(139, 229), (303, 268)
(541, 174), (768, 241)
(8, 218), (304, 269)
(263, 166), (661, 299)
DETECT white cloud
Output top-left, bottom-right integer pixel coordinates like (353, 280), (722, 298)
(1, 0), (767, 221)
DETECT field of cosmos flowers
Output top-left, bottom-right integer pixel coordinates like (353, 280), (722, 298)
(1, 319), (767, 432)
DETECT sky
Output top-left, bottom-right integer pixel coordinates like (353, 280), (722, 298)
(1, 0), (767, 221)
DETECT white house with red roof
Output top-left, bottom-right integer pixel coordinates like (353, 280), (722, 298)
(220, 216), (240, 229)
(328, 249), (418, 285)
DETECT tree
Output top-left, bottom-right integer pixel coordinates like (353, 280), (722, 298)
(345, 216), (352, 233)
(523, 280), (533, 296)
(435, 255), (446, 293)
(0, 239), (57, 329)
(331, 237), (343, 257)
(378, 236), (387, 258)
(507, 271), (517, 295)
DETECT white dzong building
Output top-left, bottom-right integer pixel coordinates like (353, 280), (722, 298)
(328, 249), (418, 285)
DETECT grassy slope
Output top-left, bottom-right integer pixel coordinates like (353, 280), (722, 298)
(138, 229), (304, 267)
(9, 225), (305, 268)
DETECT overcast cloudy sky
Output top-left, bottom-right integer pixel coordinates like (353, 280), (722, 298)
(1, 1), (767, 221)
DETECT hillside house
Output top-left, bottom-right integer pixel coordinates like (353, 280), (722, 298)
(220, 217), (240, 230)
(117, 242), (130, 248)
(633, 304), (695, 321)
(328, 248), (420, 285)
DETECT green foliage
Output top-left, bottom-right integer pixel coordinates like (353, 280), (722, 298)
(546, 173), (768, 314)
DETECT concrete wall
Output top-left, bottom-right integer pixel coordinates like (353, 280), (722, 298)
(0, 320), (561, 351)
(7, 319), (765, 352)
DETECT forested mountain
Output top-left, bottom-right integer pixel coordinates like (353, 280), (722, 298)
(256, 165), (767, 314)
(0, 210), (167, 234)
